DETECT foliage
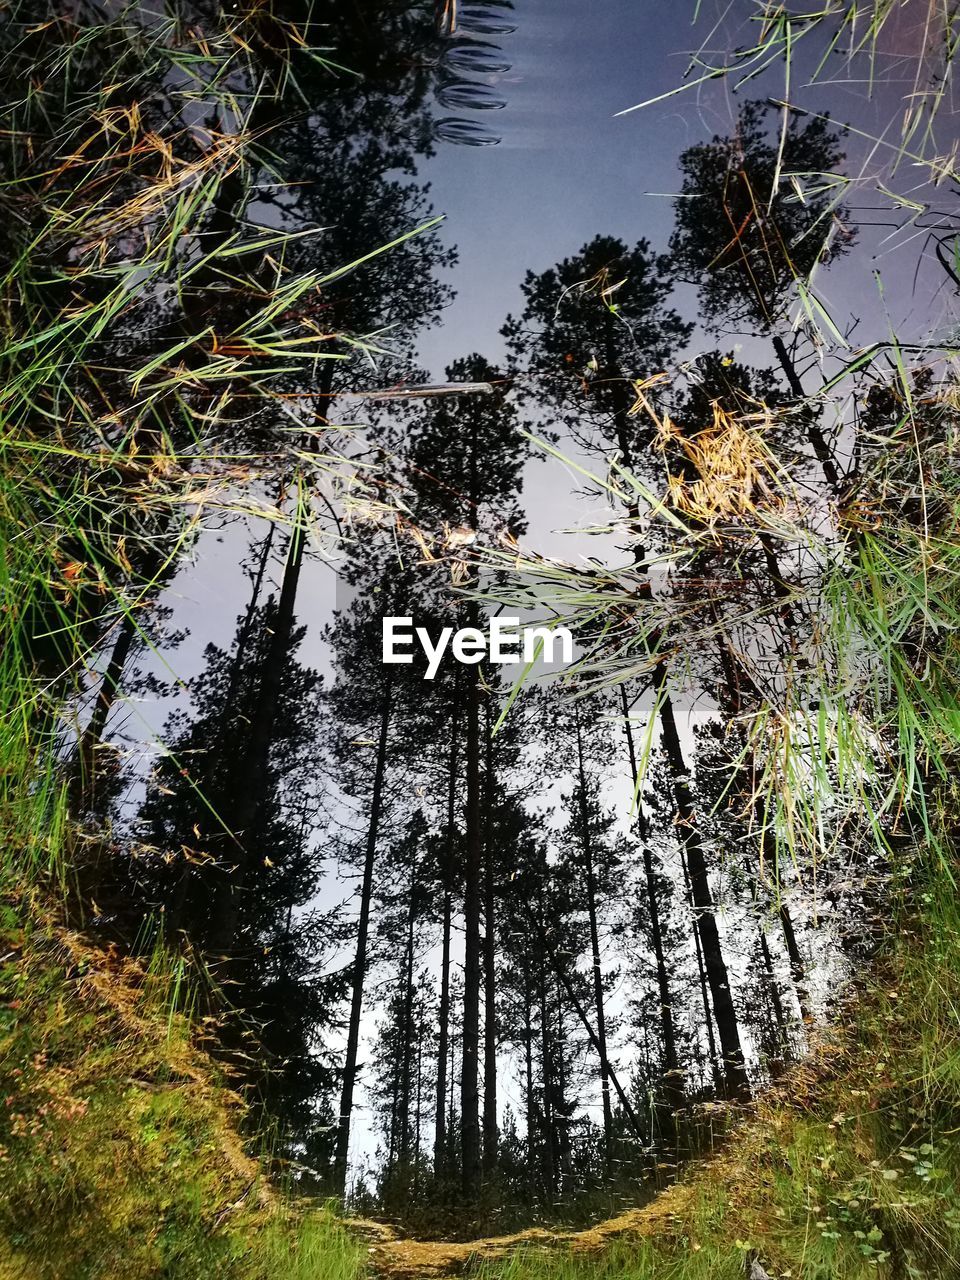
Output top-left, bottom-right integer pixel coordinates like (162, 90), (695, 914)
(503, 235), (692, 468)
(4, 0), (960, 1267)
(0, 0), (445, 1263)
(0, 895), (365, 1280)
(670, 100), (853, 333)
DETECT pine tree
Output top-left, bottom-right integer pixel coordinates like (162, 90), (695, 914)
(367, 812), (437, 1213)
(132, 595), (333, 1137)
(503, 235), (691, 471)
(670, 101), (854, 487)
(546, 693), (625, 1173)
(327, 568), (439, 1195)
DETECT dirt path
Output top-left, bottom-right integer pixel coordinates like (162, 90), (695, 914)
(354, 1181), (695, 1278)
(353, 1038), (848, 1279)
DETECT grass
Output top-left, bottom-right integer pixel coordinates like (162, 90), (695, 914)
(0, 6), (403, 1276)
(4, 707), (960, 1280)
(0, 424), (357, 1276)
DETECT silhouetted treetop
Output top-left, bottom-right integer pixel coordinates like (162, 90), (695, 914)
(503, 234), (691, 467)
(670, 101), (854, 333)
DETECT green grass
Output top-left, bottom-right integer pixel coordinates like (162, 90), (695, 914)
(0, 68), (365, 1280)
(7, 851), (960, 1280)
(0, 8), (381, 1276)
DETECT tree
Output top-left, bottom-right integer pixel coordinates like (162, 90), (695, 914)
(503, 234), (691, 471)
(131, 593), (335, 1138)
(547, 693), (625, 1172)
(56, 0), (455, 820)
(497, 827), (586, 1212)
(619, 687), (686, 1124)
(670, 101), (854, 486)
(195, 134), (456, 958)
(401, 355), (530, 1200)
(326, 567), (439, 1196)
(508, 239), (750, 1100)
(367, 811), (437, 1213)
(670, 100), (852, 336)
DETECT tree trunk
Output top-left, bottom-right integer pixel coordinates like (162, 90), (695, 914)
(603, 311), (638, 474)
(757, 931), (788, 1059)
(658, 687), (750, 1099)
(758, 927), (788, 1053)
(538, 970), (556, 1201)
(209, 362), (334, 951)
(218, 507), (279, 730)
(600, 360), (747, 1098)
(771, 333), (840, 491)
(169, 512), (280, 935)
(448, 1025), (458, 1165)
(525, 890), (645, 1142)
(398, 879), (417, 1177)
(778, 899), (811, 1023)
(522, 959), (537, 1203)
(482, 698), (499, 1175)
(554, 988), (572, 1191)
(572, 704), (613, 1166)
(434, 697), (458, 1180)
(619, 684), (683, 1120)
(413, 1008), (424, 1201)
(388, 1041), (401, 1174)
(208, 493), (307, 950)
(460, 410), (483, 1200)
(333, 676), (393, 1196)
(679, 844), (723, 1094)
(713, 623), (812, 1030)
(460, 659), (482, 1198)
(71, 612), (137, 807)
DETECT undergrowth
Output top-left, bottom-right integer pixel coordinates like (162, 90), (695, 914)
(4, 824), (960, 1279)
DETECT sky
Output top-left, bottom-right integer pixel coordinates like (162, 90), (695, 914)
(416, 0), (954, 383)
(407, 0), (955, 557)
(147, 0), (958, 667)
(414, 0), (699, 378)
